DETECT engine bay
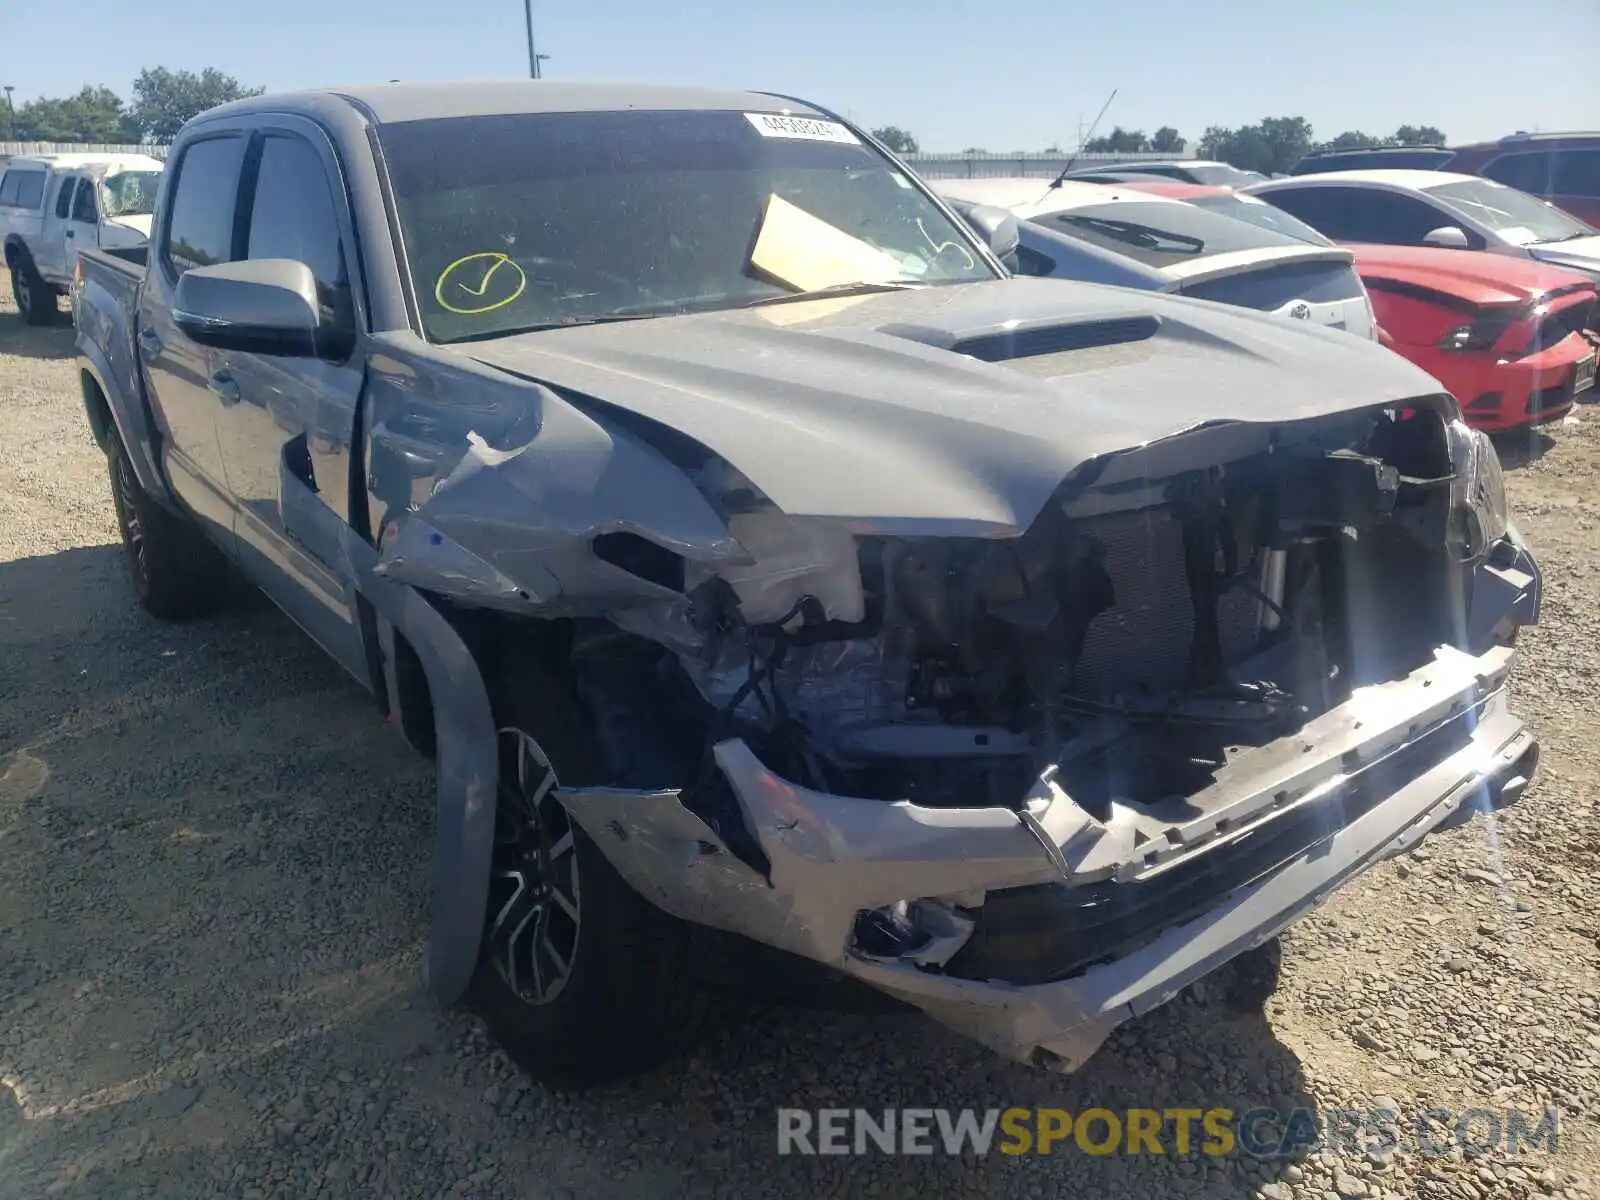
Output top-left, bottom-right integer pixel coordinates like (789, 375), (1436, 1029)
(571, 404), (1472, 849)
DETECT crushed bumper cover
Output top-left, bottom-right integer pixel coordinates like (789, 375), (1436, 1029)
(561, 545), (1540, 1071)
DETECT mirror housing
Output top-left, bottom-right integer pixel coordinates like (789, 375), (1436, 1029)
(172, 258), (352, 359)
(1422, 225), (1471, 250)
(947, 199), (1021, 268)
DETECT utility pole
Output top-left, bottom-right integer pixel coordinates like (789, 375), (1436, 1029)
(522, 1), (549, 78)
(3, 87), (15, 140)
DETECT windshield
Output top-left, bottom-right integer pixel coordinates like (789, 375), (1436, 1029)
(1036, 200), (1304, 267)
(1424, 178), (1593, 245)
(377, 109), (996, 343)
(1187, 164), (1261, 187)
(101, 170), (162, 218)
(1189, 193), (1334, 246)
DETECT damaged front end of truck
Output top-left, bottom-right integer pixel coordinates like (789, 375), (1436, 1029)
(360, 299), (1540, 1072)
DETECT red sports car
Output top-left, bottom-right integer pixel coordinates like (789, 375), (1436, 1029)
(1348, 246), (1596, 432)
(1111, 180), (1599, 432)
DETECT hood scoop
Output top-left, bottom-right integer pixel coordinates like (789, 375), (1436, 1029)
(884, 315), (1160, 364)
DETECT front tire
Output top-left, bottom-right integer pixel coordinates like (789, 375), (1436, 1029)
(467, 646), (707, 1088)
(10, 256), (58, 325)
(107, 437), (230, 619)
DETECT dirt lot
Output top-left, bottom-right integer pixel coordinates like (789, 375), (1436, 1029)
(2, 291), (1598, 1200)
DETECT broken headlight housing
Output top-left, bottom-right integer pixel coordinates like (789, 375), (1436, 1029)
(1447, 417), (1508, 557)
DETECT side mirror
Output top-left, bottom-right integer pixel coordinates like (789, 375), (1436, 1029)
(948, 200), (1020, 266)
(173, 258), (352, 358)
(1422, 225), (1471, 249)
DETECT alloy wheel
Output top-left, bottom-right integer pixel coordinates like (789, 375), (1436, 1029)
(111, 453), (149, 588)
(486, 728), (581, 1005)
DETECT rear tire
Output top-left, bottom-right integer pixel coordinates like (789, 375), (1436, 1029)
(106, 437), (231, 619)
(10, 256), (58, 325)
(467, 642), (707, 1089)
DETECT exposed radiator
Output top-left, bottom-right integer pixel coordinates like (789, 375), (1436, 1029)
(1073, 506), (1261, 697)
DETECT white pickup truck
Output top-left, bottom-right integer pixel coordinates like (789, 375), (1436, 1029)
(1, 152), (164, 324)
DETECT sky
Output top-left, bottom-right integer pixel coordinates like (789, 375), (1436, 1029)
(3, 0), (1596, 151)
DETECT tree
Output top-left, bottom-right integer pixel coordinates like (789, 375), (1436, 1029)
(14, 86), (129, 143)
(870, 125), (919, 155)
(1197, 116), (1314, 175)
(1392, 124), (1446, 146)
(1083, 126), (1150, 154)
(1324, 130), (1382, 151)
(1151, 126), (1184, 153)
(127, 67), (263, 142)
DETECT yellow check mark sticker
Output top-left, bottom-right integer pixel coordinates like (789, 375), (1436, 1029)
(434, 252), (528, 315)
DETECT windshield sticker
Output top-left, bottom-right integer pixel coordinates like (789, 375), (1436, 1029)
(744, 113), (860, 145)
(748, 194), (903, 292)
(434, 252), (527, 315)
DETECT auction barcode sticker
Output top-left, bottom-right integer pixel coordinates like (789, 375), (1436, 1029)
(745, 113), (860, 144)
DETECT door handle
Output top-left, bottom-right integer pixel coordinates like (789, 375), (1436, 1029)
(137, 327), (160, 357)
(209, 367), (243, 407)
(64, 229), (74, 238)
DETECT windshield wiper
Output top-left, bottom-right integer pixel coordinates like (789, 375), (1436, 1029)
(1534, 231), (1592, 244)
(1059, 215), (1206, 255)
(739, 279), (929, 308)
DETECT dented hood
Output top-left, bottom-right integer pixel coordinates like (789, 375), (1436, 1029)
(459, 276), (1445, 534)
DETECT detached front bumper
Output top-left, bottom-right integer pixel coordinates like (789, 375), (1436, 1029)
(561, 534), (1541, 1071)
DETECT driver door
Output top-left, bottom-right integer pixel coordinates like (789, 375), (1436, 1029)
(210, 121), (369, 683)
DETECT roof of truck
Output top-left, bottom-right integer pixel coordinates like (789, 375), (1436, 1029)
(204, 80), (826, 126)
(2, 152), (164, 172)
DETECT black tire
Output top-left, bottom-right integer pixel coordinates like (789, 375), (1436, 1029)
(467, 641), (707, 1089)
(10, 254), (59, 325)
(106, 437), (231, 619)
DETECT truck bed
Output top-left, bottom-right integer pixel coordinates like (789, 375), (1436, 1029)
(74, 245), (150, 469)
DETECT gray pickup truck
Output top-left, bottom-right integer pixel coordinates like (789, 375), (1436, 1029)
(74, 81), (1543, 1087)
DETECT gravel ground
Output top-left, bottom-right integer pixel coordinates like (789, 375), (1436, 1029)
(1, 291), (1598, 1200)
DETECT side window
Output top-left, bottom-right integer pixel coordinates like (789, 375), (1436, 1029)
(1484, 151), (1555, 195)
(164, 135), (248, 276)
(71, 178), (98, 223)
(1342, 192), (1457, 245)
(1259, 188), (1355, 238)
(244, 134), (348, 299)
(1553, 149), (1600, 199)
(10, 170), (46, 209)
(54, 177), (77, 219)
(1014, 243), (1058, 277)
(0, 171), (17, 205)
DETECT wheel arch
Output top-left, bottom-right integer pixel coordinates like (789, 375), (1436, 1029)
(76, 346), (174, 505)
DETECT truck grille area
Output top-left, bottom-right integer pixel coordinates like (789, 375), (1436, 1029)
(941, 710), (1480, 986)
(1073, 506), (1262, 697)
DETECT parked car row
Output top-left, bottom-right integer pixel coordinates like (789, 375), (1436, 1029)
(943, 163), (1597, 432)
(1285, 131), (1600, 227)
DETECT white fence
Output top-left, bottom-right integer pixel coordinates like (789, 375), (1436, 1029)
(2, 142), (1188, 180)
(903, 150), (1191, 180)
(0, 142), (170, 162)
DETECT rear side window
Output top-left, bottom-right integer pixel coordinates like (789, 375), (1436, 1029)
(244, 135), (348, 296)
(71, 178), (98, 223)
(1259, 187), (1445, 245)
(54, 178), (76, 219)
(164, 135), (247, 276)
(1, 169), (47, 209)
(1483, 151), (1555, 195)
(1553, 149), (1600, 198)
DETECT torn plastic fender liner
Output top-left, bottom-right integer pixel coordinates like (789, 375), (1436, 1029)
(338, 524), (500, 1006)
(372, 398), (746, 613)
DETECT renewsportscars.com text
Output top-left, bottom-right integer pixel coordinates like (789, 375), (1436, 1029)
(776, 1106), (1561, 1159)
